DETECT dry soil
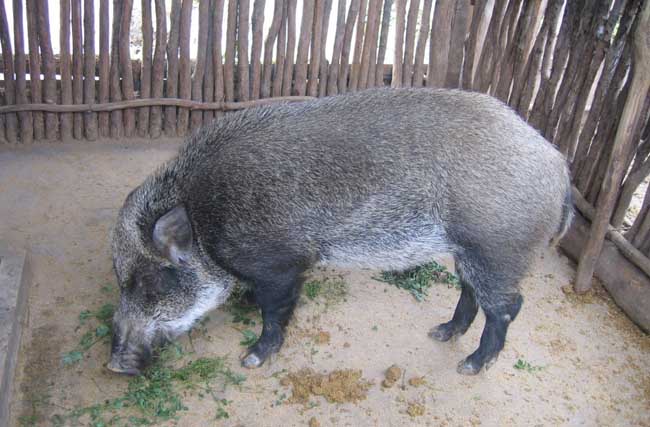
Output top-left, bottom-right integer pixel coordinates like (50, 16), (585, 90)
(1, 140), (649, 427)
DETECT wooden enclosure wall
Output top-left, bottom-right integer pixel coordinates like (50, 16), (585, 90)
(0, 0), (650, 297)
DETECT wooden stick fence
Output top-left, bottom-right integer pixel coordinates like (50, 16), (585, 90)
(1, 0), (650, 305)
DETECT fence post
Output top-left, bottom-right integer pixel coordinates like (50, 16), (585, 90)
(0, 0), (18, 143)
(84, 0), (98, 140)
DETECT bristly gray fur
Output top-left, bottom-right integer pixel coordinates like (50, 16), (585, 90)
(109, 87), (573, 374)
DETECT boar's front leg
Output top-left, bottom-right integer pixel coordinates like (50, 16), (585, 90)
(240, 265), (304, 369)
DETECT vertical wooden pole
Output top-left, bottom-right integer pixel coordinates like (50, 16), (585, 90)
(191, 0), (210, 130)
(349, 0), (368, 91)
(261, 0), (283, 98)
(36, 0), (59, 140)
(474, 0), (507, 93)
(98, 0), (110, 137)
(150, 0), (166, 136)
(317, 0), (332, 96)
(110, 0), (124, 138)
(516, 12), (548, 118)
(59, 0), (73, 141)
(26, 0), (45, 140)
(529, 0), (571, 136)
(176, 0), (192, 135)
(507, 0), (544, 106)
(72, 0), (84, 138)
(14, 0), (33, 143)
(461, 0), (486, 90)
(337, 0), (361, 94)
(307, 0), (326, 96)
(84, 0), (98, 140)
(272, 0), (287, 97)
(212, 0), (226, 117)
(445, 0), (470, 89)
(238, 0), (251, 101)
(294, 0), (315, 96)
(203, 0), (215, 123)
(225, 0), (238, 101)
(139, 0), (154, 137)
(402, 0), (421, 87)
(0, 0), (18, 143)
(120, 0), (136, 137)
(327, 0), (348, 95)
(540, 0), (579, 140)
(359, 0), (380, 90)
(250, 0), (266, 100)
(281, 0), (297, 96)
(375, 0), (393, 87)
(165, 0), (181, 136)
(427, 0), (454, 88)
(412, 0), (433, 87)
(392, 0), (406, 88)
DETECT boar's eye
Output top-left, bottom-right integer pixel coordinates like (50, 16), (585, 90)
(137, 266), (178, 299)
(153, 205), (193, 265)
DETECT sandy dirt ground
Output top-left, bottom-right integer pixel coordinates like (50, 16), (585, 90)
(1, 140), (649, 427)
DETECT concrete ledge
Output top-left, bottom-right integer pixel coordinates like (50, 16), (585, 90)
(0, 245), (30, 427)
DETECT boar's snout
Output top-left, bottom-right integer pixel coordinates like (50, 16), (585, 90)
(106, 319), (154, 376)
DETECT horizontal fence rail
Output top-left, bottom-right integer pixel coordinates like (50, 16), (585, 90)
(0, 0), (650, 296)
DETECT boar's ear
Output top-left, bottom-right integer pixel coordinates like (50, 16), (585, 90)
(153, 205), (193, 265)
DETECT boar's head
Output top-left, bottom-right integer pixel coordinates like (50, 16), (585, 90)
(107, 181), (235, 375)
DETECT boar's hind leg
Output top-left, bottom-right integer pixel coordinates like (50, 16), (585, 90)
(453, 251), (525, 375)
(429, 283), (479, 342)
(241, 273), (303, 369)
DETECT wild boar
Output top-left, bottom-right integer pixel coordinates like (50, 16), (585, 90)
(108, 88), (573, 376)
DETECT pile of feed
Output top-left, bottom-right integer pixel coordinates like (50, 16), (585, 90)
(281, 368), (372, 404)
(382, 364), (402, 388)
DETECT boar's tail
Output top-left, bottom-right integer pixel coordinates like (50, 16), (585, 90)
(551, 177), (574, 247)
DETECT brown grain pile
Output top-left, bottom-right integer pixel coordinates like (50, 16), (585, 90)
(281, 368), (372, 404)
(408, 376), (426, 387)
(382, 364), (402, 388)
(407, 402), (425, 417)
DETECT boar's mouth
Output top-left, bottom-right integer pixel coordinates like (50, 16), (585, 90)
(106, 319), (157, 376)
(106, 343), (153, 376)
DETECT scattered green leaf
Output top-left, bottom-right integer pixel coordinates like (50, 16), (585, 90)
(375, 261), (460, 301)
(100, 284), (116, 294)
(304, 281), (322, 300)
(79, 310), (92, 324)
(514, 359), (544, 373)
(274, 392), (287, 407)
(62, 304), (116, 366)
(226, 285), (260, 326)
(240, 329), (258, 347)
(62, 350), (84, 366)
(53, 346), (245, 426)
(18, 414), (38, 427)
(95, 324), (110, 338)
(302, 277), (348, 306)
(215, 399), (230, 419)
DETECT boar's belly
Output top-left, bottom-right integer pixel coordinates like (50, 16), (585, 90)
(319, 225), (453, 271)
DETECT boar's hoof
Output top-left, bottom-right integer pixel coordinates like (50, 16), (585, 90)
(241, 351), (264, 369)
(428, 323), (457, 342)
(456, 358), (482, 376)
(105, 362), (141, 376)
